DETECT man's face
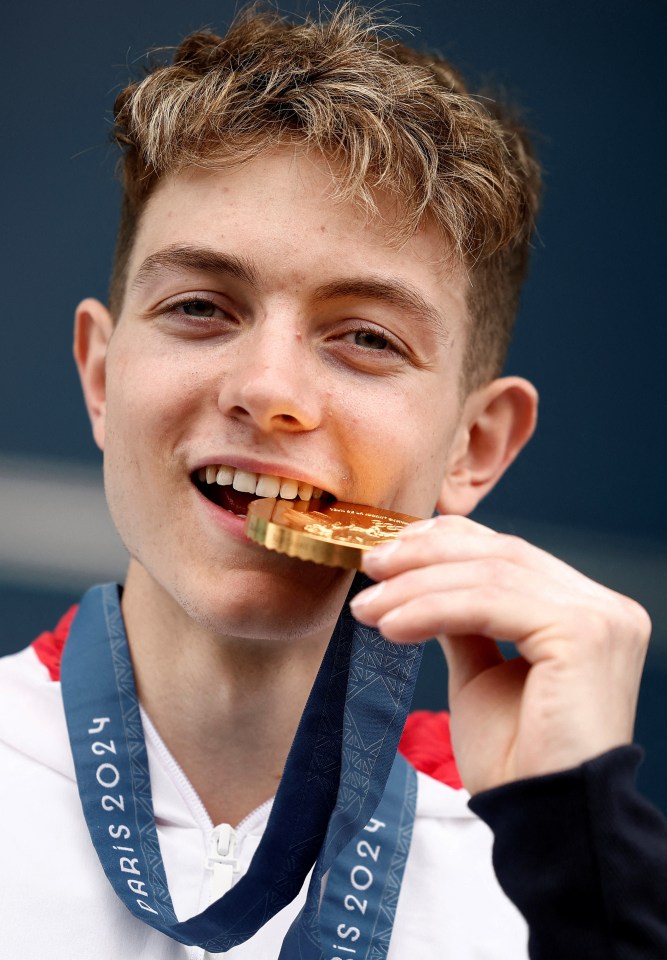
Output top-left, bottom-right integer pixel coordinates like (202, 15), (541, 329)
(96, 149), (471, 639)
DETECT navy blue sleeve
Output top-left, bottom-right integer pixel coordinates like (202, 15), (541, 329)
(468, 746), (667, 959)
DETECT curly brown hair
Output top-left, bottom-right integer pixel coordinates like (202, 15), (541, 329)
(110, 4), (541, 388)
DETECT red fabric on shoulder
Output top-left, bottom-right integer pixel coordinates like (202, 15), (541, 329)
(31, 605), (78, 681)
(398, 710), (463, 789)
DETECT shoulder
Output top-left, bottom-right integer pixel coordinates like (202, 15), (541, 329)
(0, 606), (78, 775)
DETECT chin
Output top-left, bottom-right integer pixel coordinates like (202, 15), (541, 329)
(172, 560), (351, 643)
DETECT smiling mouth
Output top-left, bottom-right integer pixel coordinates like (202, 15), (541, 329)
(192, 464), (335, 517)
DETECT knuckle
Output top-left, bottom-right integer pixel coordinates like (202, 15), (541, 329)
(497, 533), (528, 563)
(474, 607), (497, 638)
(435, 513), (468, 531)
(482, 557), (514, 588)
(576, 595), (652, 653)
(619, 596), (652, 644)
(432, 514), (452, 534)
(576, 606), (611, 639)
(478, 582), (504, 612)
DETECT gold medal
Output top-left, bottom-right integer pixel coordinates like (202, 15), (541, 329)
(245, 497), (421, 569)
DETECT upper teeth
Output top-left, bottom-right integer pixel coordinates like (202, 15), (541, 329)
(198, 465), (323, 501)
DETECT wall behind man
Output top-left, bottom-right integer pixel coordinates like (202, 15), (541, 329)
(1, 0), (665, 806)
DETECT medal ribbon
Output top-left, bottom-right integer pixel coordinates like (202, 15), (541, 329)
(279, 751), (417, 960)
(61, 581), (421, 953)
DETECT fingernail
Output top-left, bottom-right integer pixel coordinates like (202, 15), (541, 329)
(350, 581), (385, 609)
(378, 608), (399, 625)
(365, 539), (401, 565)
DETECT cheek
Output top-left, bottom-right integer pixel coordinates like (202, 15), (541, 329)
(340, 383), (455, 513)
(106, 343), (202, 453)
(393, 407), (459, 512)
(100, 346), (198, 546)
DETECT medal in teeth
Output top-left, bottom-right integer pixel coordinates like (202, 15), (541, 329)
(197, 464), (419, 566)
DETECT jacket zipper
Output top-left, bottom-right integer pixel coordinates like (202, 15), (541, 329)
(207, 821), (239, 900)
(201, 824), (239, 960)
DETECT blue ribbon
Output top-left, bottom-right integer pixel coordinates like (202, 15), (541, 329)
(61, 580), (421, 955)
(280, 751), (417, 960)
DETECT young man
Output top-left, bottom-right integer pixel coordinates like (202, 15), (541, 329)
(1, 6), (665, 958)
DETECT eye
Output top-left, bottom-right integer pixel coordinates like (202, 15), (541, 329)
(338, 324), (406, 359)
(151, 293), (239, 339)
(180, 299), (217, 318)
(354, 330), (390, 350)
(328, 322), (412, 372)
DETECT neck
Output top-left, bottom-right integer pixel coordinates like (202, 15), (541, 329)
(121, 562), (350, 826)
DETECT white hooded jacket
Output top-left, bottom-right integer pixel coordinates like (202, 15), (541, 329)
(0, 609), (527, 959)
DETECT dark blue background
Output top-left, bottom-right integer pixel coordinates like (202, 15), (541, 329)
(1, 1), (665, 806)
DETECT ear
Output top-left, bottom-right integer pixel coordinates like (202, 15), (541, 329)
(437, 376), (538, 516)
(73, 298), (114, 451)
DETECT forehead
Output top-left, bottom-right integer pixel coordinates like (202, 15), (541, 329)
(125, 150), (469, 341)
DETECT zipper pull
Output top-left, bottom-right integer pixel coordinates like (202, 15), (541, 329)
(207, 823), (239, 900)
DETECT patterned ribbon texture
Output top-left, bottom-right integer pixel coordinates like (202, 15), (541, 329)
(61, 580), (422, 955)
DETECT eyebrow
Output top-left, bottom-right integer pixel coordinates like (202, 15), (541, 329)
(130, 244), (259, 290)
(130, 244), (450, 342)
(312, 278), (450, 344)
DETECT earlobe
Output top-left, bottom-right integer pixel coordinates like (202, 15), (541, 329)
(73, 298), (114, 451)
(437, 377), (538, 516)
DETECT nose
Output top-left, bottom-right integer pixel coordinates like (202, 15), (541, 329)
(217, 321), (322, 433)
